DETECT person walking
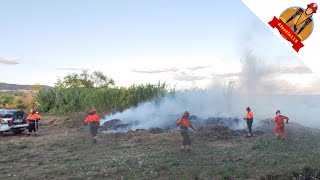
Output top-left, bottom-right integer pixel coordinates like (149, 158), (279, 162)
(273, 110), (289, 140)
(84, 108), (101, 144)
(176, 111), (196, 152)
(243, 106), (254, 137)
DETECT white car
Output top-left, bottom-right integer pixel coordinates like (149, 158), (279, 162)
(0, 109), (29, 134)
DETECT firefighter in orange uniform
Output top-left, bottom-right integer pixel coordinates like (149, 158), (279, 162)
(84, 109), (101, 143)
(36, 111), (41, 119)
(176, 111), (196, 152)
(26, 108), (41, 136)
(273, 110), (289, 139)
(243, 107), (254, 137)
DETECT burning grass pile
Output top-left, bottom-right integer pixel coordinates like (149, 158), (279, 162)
(147, 127), (164, 134)
(195, 125), (236, 141)
(99, 115), (243, 135)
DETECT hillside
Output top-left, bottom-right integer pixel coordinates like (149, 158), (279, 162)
(0, 82), (52, 91)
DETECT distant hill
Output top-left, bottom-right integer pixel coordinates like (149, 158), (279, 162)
(0, 83), (52, 91)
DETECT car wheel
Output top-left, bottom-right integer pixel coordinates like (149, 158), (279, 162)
(12, 129), (24, 134)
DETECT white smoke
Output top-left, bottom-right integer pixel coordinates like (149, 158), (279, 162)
(100, 49), (320, 131)
(100, 20), (320, 131)
(100, 90), (320, 131)
(101, 88), (248, 131)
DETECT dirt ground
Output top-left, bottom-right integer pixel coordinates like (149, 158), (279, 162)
(1, 116), (320, 180)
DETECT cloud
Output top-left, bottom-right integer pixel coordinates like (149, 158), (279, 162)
(212, 64), (312, 78)
(132, 64), (212, 75)
(239, 77), (299, 95)
(0, 57), (19, 65)
(213, 72), (242, 78)
(56, 67), (88, 71)
(187, 65), (210, 71)
(207, 50), (316, 95)
(173, 74), (207, 81)
(298, 81), (320, 94)
(279, 65), (312, 74)
(132, 67), (179, 74)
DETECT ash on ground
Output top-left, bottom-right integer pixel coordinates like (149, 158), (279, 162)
(195, 125), (236, 141)
(99, 115), (243, 134)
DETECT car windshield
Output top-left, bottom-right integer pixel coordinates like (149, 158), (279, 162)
(0, 110), (24, 118)
(3, 110), (17, 115)
(2, 114), (14, 118)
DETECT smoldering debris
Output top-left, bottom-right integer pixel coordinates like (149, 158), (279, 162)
(195, 125), (236, 141)
(197, 116), (241, 130)
(99, 119), (132, 133)
(100, 119), (122, 130)
(147, 127), (164, 134)
(99, 115), (242, 134)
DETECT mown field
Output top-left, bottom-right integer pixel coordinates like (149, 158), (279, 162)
(0, 116), (320, 180)
(1, 82), (320, 179)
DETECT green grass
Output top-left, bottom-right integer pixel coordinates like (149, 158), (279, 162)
(0, 130), (320, 179)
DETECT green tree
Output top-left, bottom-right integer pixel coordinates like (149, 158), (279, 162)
(0, 94), (14, 107)
(23, 84), (44, 109)
(54, 70), (115, 88)
(92, 71), (115, 88)
(31, 83), (44, 91)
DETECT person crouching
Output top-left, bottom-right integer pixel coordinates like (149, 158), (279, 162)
(176, 111), (196, 152)
(84, 109), (100, 144)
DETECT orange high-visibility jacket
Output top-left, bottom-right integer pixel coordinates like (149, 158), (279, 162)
(84, 114), (100, 123)
(273, 115), (289, 125)
(244, 112), (253, 120)
(176, 118), (192, 127)
(27, 113), (41, 121)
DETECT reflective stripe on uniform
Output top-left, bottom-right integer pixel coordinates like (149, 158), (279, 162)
(279, 17), (287, 22)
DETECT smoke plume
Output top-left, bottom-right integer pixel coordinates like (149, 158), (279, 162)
(101, 48), (320, 131)
(101, 21), (320, 131)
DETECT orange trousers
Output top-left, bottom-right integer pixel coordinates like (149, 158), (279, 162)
(274, 124), (285, 138)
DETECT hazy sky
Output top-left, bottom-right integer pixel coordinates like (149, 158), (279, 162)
(0, 0), (318, 93)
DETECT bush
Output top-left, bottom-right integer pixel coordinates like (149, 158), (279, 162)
(0, 93), (36, 110)
(35, 83), (169, 115)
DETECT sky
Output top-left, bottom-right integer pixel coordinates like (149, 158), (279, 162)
(242, 0), (320, 79)
(0, 0), (319, 93)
